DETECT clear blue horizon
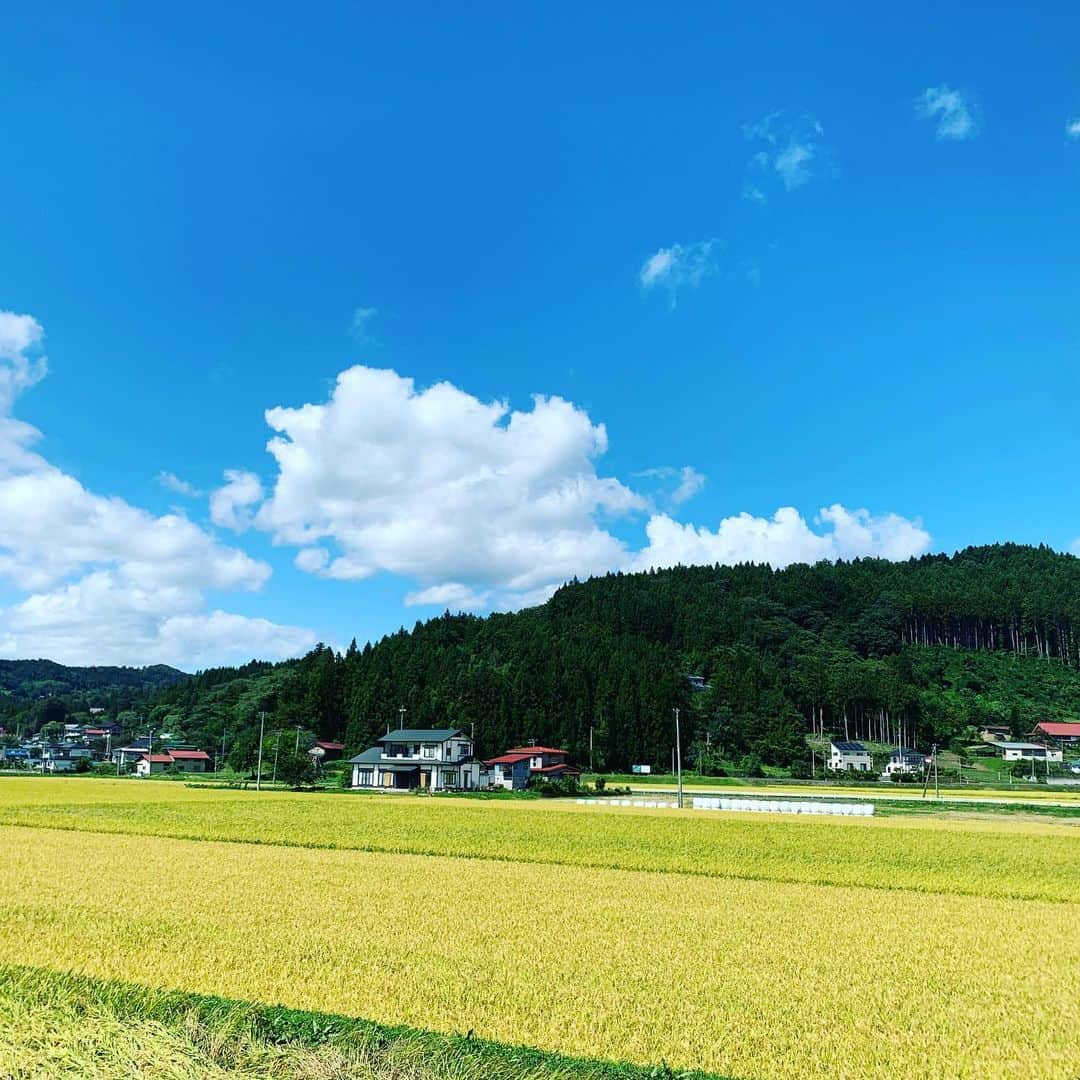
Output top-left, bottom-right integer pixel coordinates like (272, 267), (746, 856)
(3, 2), (1080, 668)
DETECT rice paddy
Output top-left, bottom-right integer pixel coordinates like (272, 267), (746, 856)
(1, 777), (1078, 1078)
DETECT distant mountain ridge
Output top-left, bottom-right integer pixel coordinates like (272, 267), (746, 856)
(0, 659), (189, 698)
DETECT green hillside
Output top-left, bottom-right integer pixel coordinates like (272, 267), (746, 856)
(0, 660), (188, 699)
(6, 544), (1080, 771)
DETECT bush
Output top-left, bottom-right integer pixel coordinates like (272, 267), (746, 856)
(787, 757), (812, 780)
(737, 753), (764, 778)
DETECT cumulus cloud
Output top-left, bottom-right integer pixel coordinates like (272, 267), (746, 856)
(210, 469), (265, 532)
(743, 110), (831, 201)
(1066, 118), (1080, 142)
(240, 367), (931, 610)
(639, 241), (716, 305)
(0, 311), (315, 668)
(247, 366), (644, 608)
(632, 505), (930, 572)
(918, 85), (979, 141)
(157, 471), (201, 497)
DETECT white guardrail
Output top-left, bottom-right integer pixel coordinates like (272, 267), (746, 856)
(576, 797), (874, 816)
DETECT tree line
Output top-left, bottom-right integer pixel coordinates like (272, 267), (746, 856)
(8, 544), (1080, 771)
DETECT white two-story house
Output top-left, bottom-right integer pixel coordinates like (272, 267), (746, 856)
(829, 740), (873, 772)
(347, 728), (489, 791)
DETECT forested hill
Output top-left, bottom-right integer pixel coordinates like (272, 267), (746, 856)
(0, 660), (188, 699)
(135, 543), (1080, 772)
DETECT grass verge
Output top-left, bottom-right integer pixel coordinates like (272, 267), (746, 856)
(0, 964), (719, 1080)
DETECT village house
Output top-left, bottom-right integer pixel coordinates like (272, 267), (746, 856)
(135, 749), (211, 776)
(828, 740), (873, 772)
(112, 739), (151, 768)
(485, 745), (580, 790)
(1030, 722), (1080, 749)
(882, 749), (926, 778)
(347, 728), (487, 791)
(997, 741), (1063, 763)
(979, 725), (1012, 743)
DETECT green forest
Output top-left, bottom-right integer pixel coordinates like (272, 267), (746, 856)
(5, 544), (1080, 771)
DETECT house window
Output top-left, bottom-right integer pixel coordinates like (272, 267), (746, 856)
(444, 772), (458, 786)
(422, 746), (436, 758)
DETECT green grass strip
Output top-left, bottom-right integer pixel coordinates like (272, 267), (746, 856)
(0, 964), (727, 1080)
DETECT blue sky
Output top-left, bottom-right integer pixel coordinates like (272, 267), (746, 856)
(3, 2), (1080, 668)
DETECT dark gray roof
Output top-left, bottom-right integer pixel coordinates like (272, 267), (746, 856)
(831, 741), (869, 753)
(379, 763), (420, 774)
(348, 746), (384, 764)
(890, 749), (926, 760)
(377, 728), (463, 743)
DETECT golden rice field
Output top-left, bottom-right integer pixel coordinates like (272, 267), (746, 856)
(1, 777), (1079, 1078)
(0, 777), (1077, 901)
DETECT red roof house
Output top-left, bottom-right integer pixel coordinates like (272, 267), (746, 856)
(484, 745), (579, 789)
(308, 740), (346, 761)
(1032, 722), (1080, 746)
(135, 749), (211, 775)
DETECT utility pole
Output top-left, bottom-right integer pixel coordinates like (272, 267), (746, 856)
(221, 728), (227, 774)
(589, 725), (594, 773)
(673, 707), (683, 809)
(922, 744), (936, 799)
(272, 730), (281, 783)
(294, 725), (302, 754)
(255, 711), (266, 791)
(398, 704), (407, 731)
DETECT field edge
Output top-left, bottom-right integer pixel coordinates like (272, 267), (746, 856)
(0, 963), (729, 1080)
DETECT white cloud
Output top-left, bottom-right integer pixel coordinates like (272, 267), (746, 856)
(404, 582), (491, 610)
(632, 504), (930, 572)
(351, 306), (378, 342)
(1066, 118), (1080, 142)
(157, 471), (201, 497)
(670, 466), (706, 506)
(0, 311), (48, 413)
(210, 469), (264, 532)
(639, 241), (716, 304)
(249, 366), (645, 608)
(635, 465), (706, 507)
(918, 85), (979, 141)
(242, 366), (931, 609)
(0, 311), (315, 668)
(743, 110), (830, 200)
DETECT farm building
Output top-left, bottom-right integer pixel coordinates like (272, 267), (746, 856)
(1030, 722), (1080, 748)
(828, 741), (873, 772)
(308, 740), (345, 762)
(136, 754), (174, 776)
(883, 749), (926, 777)
(485, 746), (580, 790)
(347, 728), (487, 791)
(997, 742), (1063, 763)
(135, 749), (211, 776)
(165, 749), (211, 772)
